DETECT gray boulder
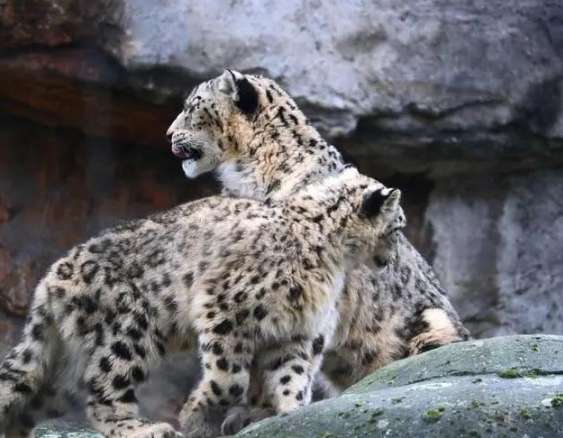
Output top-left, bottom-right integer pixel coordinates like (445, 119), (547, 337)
(426, 169), (563, 338)
(33, 421), (102, 438)
(116, 1), (563, 146)
(106, 1), (563, 175)
(235, 335), (563, 437)
(30, 336), (563, 437)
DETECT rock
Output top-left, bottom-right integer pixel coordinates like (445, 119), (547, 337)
(0, 257), (33, 317)
(0, 306), (22, 345)
(426, 169), (563, 337)
(0, 338), (10, 358)
(0, 197), (10, 224)
(0, 115), (216, 320)
(116, 1), (563, 138)
(0, 2), (562, 429)
(23, 336), (563, 437)
(33, 421), (103, 438)
(1, 1), (563, 171)
(0, 49), (180, 148)
(347, 335), (563, 392)
(0, 0), (122, 49)
(236, 335), (563, 438)
(0, 246), (11, 284)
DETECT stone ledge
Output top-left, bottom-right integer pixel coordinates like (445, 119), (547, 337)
(27, 335), (563, 437)
(237, 335), (563, 437)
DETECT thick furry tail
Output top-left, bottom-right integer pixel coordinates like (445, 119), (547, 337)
(0, 280), (66, 436)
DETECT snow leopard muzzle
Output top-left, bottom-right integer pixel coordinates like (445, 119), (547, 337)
(172, 142), (203, 161)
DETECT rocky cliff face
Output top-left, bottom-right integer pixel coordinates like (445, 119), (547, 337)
(0, 0), (562, 341)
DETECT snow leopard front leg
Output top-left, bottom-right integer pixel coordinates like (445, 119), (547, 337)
(221, 336), (326, 435)
(179, 332), (254, 438)
(262, 336), (326, 412)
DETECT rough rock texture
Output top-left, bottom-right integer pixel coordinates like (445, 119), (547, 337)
(0, 49), (182, 147)
(0, 0), (561, 338)
(34, 422), (102, 438)
(236, 335), (563, 438)
(1, 1), (563, 169)
(115, 0), (563, 172)
(0, 115), (216, 342)
(426, 170), (563, 337)
(27, 336), (563, 437)
(31, 407), (175, 436)
(0, 0), (562, 427)
(0, 0), (121, 49)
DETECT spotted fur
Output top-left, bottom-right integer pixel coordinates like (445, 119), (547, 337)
(167, 70), (470, 433)
(0, 168), (402, 438)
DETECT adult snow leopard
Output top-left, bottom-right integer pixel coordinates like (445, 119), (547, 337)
(166, 70), (469, 434)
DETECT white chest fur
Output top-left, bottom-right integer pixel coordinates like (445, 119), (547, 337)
(314, 271), (345, 349)
(217, 162), (265, 200)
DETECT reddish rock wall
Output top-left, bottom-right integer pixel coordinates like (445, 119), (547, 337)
(0, 115), (217, 343)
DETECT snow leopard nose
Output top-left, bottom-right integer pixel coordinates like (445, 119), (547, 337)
(166, 123), (177, 143)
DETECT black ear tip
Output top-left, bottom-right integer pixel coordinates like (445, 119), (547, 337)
(361, 190), (386, 218)
(235, 76), (259, 115)
(361, 187), (401, 218)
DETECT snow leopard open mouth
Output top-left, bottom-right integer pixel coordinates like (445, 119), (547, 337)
(171, 143), (203, 161)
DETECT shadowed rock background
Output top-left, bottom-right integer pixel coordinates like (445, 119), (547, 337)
(0, 0), (562, 425)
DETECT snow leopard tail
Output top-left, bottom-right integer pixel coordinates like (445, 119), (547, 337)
(0, 278), (74, 436)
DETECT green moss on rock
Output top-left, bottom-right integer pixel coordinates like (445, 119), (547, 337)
(236, 335), (563, 438)
(347, 335), (563, 394)
(423, 407), (445, 423)
(498, 368), (522, 378)
(552, 394), (563, 408)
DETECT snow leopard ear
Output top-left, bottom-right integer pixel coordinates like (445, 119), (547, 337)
(361, 188), (401, 218)
(217, 69), (258, 115)
(217, 69), (238, 95)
